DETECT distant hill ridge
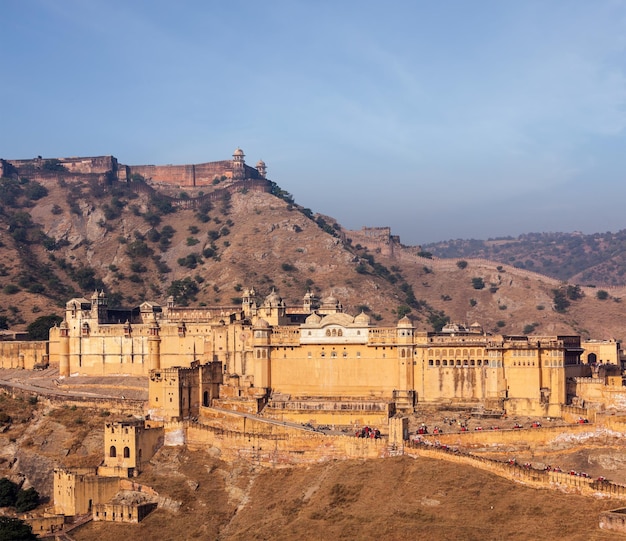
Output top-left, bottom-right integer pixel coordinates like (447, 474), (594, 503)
(424, 231), (626, 286)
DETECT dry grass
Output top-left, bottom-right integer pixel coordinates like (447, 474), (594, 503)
(72, 452), (625, 541)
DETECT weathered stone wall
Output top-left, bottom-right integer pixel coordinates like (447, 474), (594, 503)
(263, 400), (391, 427)
(345, 226), (401, 257)
(414, 423), (597, 448)
(407, 442), (626, 499)
(0, 341), (49, 369)
(53, 469), (120, 516)
(24, 514), (65, 536)
(571, 380), (626, 409)
(93, 502), (157, 523)
(126, 164), (199, 186)
(164, 416), (388, 466)
(600, 509), (626, 533)
(7, 156), (116, 175)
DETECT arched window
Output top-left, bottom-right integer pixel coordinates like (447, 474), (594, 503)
(203, 391), (209, 407)
(326, 329), (331, 337)
(109, 446), (117, 458)
(401, 349), (406, 358)
(436, 360), (440, 366)
(337, 329), (343, 337)
(123, 447), (130, 458)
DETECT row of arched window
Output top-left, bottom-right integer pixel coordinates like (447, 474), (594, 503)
(428, 349), (485, 357)
(428, 359), (486, 367)
(325, 329), (343, 337)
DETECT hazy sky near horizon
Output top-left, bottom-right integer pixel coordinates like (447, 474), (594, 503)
(2, 0), (626, 244)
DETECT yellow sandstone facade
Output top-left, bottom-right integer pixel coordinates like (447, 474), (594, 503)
(45, 289), (593, 419)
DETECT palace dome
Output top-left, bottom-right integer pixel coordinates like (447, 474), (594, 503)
(305, 313), (322, 324)
(264, 288), (281, 306)
(254, 318), (270, 329)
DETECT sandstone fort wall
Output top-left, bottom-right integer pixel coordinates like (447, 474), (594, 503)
(407, 443), (626, 499)
(0, 341), (48, 369)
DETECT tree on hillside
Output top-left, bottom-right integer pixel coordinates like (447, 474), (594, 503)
(15, 487), (39, 513)
(27, 315), (63, 340)
(552, 289), (570, 313)
(0, 478), (18, 507)
(566, 285), (583, 300)
(0, 517), (37, 541)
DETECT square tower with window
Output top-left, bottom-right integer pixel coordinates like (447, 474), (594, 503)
(101, 420), (163, 477)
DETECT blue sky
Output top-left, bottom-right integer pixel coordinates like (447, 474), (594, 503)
(2, 1), (626, 244)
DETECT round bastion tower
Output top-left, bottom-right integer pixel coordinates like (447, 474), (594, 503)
(59, 320), (70, 377)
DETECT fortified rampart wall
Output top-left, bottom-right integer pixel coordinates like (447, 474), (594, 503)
(406, 443), (626, 499)
(0, 385), (145, 416)
(125, 160), (239, 187)
(572, 382), (626, 410)
(164, 416), (388, 466)
(7, 156), (116, 175)
(414, 423), (603, 448)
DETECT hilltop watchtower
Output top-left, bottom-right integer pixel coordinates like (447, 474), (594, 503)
(232, 147), (245, 180)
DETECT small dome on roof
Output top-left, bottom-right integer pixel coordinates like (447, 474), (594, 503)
(355, 312), (370, 325)
(256, 159), (265, 167)
(254, 318), (270, 329)
(305, 312), (322, 324)
(397, 315), (413, 328)
(233, 147), (244, 156)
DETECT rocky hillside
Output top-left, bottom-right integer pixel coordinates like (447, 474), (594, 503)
(423, 231), (626, 286)
(1, 174), (625, 342)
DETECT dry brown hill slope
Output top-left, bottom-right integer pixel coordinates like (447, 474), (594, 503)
(73, 449), (623, 541)
(0, 174), (625, 342)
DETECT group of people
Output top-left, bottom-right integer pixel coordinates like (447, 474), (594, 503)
(355, 426), (381, 439)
